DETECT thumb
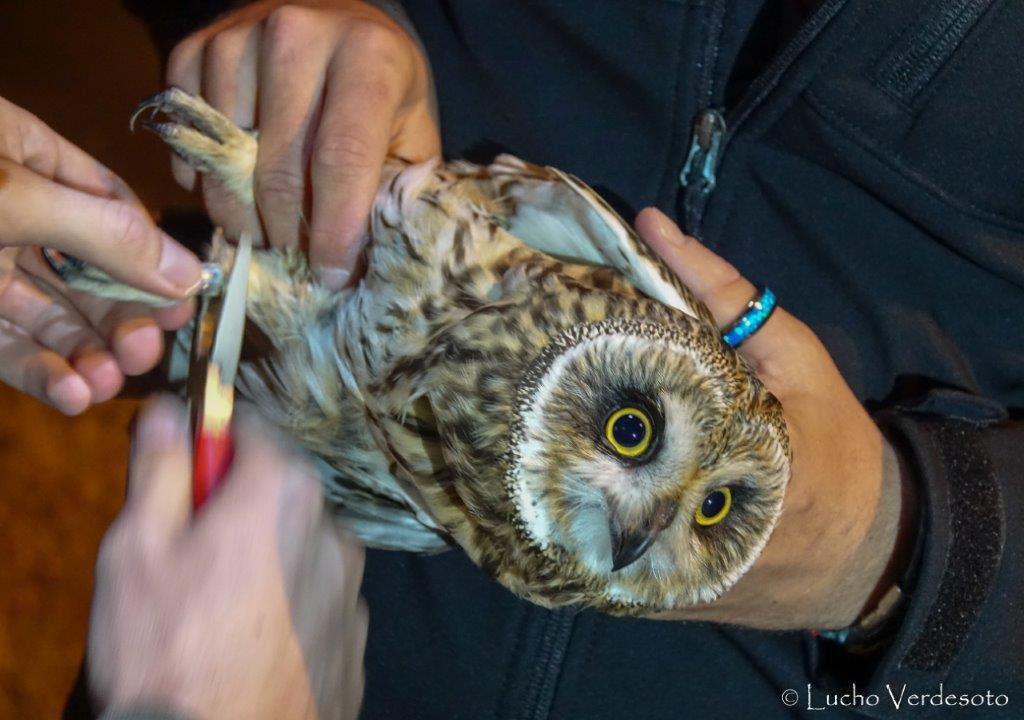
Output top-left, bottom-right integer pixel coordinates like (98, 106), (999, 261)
(635, 207), (807, 380)
(125, 395), (193, 542)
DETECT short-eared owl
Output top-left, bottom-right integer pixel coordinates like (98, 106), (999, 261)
(55, 89), (790, 614)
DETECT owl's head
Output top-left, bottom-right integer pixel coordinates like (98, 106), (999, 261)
(427, 280), (790, 615)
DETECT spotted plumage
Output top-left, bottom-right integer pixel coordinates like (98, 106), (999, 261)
(55, 89), (791, 614)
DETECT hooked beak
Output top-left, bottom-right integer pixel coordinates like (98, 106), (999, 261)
(610, 500), (679, 572)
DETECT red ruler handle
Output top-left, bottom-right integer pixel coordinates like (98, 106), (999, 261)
(193, 429), (234, 509)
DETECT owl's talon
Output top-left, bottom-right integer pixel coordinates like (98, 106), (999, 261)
(41, 247), (86, 283)
(128, 101), (158, 133)
(130, 88), (228, 143)
(130, 88), (257, 205)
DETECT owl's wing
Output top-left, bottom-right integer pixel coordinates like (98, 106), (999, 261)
(477, 155), (713, 326)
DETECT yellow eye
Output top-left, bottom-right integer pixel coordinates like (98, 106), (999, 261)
(695, 487), (732, 526)
(604, 406), (653, 458)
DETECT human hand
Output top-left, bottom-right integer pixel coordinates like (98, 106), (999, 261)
(0, 97), (202, 415)
(88, 396), (367, 720)
(636, 208), (916, 630)
(168, 0), (440, 288)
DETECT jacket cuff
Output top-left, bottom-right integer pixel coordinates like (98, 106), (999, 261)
(807, 389), (1015, 717)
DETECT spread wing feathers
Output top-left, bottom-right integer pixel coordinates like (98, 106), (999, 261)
(463, 154), (714, 326)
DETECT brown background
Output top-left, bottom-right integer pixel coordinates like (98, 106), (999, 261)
(0, 2), (200, 715)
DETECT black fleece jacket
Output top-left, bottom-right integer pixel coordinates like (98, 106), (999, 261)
(81, 1), (1024, 718)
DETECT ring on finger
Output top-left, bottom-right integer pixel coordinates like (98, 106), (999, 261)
(721, 286), (777, 348)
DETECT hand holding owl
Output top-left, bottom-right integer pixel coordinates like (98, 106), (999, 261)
(165, 0), (440, 287)
(88, 397), (367, 720)
(0, 95), (198, 415)
(637, 208), (917, 630)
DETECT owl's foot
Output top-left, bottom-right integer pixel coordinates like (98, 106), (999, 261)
(42, 242), (224, 307)
(131, 88), (257, 206)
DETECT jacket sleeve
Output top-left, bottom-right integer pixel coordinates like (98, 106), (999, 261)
(810, 389), (1023, 717)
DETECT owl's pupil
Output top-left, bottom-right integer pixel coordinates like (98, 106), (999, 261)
(702, 491), (726, 518)
(612, 413), (646, 448)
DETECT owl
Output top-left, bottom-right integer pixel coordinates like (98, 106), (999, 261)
(53, 89), (791, 615)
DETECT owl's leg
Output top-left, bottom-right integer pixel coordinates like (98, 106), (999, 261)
(42, 239), (225, 307)
(131, 88), (258, 206)
(46, 90), (257, 303)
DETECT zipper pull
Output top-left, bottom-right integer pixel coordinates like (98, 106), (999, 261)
(679, 108), (726, 236)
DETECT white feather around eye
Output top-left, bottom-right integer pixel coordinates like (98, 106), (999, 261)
(511, 331), (718, 554)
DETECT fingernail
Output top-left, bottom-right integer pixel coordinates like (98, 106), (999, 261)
(158, 235), (203, 292)
(134, 396), (187, 449)
(651, 208), (690, 248)
(46, 374), (90, 415)
(317, 267), (351, 291)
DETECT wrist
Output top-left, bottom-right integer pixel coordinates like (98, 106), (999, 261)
(816, 437), (921, 636)
(858, 439), (919, 616)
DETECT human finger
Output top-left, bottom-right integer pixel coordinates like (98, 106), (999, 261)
(201, 22), (264, 239)
(0, 322), (92, 414)
(196, 408), (324, 541)
(0, 264), (107, 360)
(125, 395), (193, 540)
(308, 41), (407, 288)
(166, 34), (206, 190)
(16, 247), (174, 379)
(0, 266), (124, 401)
(0, 159), (202, 297)
(0, 96), (140, 203)
(254, 7), (334, 251)
(635, 207), (806, 373)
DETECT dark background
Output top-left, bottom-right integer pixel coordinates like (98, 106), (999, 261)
(0, 2), (200, 715)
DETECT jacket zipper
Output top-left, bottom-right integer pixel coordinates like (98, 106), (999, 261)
(519, 606), (579, 720)
(679, 108), (727, 235)
(679, 0), (849, 236)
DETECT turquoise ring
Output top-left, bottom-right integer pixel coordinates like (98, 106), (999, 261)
(722, 287), (777, 348)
